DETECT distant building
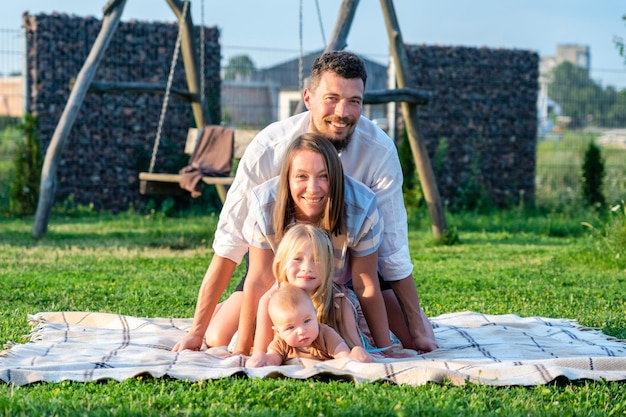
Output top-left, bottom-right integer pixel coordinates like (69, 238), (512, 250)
(538, 44), (591, 136)
(0, 75), (24, 118)
(221, 50), (390, 130)
(540, 43), (590, 78)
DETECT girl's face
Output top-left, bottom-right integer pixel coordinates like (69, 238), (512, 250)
(289, 150), (330, 223)
(271, 302), (319, 349)
(284, 242), (322, 295)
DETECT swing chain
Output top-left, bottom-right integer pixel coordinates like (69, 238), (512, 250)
(148, 0), (190, 174)
(298, 0), (303, 90)
(200, 0), (205, 110)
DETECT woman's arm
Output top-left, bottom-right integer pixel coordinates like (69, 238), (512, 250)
(232, 246), (275, 355)
(350, 252), (393, 349)
(335, 294), (363, 349)
(173, 255), (236, 352)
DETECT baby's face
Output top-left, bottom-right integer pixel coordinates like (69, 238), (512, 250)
(271, 303), (320, 348)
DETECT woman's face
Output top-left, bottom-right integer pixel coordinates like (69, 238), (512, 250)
(284, 242), (322, 295)
(289, 150), (330, 223)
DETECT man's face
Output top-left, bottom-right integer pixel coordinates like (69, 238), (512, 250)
(303, 72), (364, 152)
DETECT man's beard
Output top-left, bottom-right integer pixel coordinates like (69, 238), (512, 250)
(310, 116), (355, 153)
(329, 134), (352, 153)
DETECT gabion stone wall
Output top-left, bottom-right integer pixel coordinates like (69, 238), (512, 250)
(23, 13), (221, 212)
(405, 45), (539, 208)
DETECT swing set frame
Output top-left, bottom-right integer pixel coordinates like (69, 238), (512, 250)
(33, 0), (449, 242)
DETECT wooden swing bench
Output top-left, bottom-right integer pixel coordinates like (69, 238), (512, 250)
(139, 127), (257, 203)
(139, 88), (430, 204)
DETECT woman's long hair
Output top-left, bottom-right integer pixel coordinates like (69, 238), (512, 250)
(273, 133), (345, 242)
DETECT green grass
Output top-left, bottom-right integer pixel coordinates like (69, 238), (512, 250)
(536, 130), (626, 209)
(0, 209), (625, 416)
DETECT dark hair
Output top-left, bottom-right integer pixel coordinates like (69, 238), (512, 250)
(309, 51), (367, 90)
(273, 133), (346, 241)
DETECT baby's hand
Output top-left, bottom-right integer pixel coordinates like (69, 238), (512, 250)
(246, 352), (269, 368)
(349, 346), (373, 363)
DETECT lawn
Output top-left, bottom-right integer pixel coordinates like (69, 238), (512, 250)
(0, 208), (624, 416)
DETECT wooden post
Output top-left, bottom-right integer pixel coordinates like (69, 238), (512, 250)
(166, 0), (208, 127)
(324, 0), (359, 52)
(294, 0), (359, 114)
(32, 0), (127, 238)
(379, 0), (448, 240)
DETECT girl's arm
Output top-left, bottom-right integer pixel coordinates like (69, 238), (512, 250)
(251, 286), (277, 353)
(232, 246), (275, 355)
(245, 284), (278, 367)
(247, 351), (282, 367)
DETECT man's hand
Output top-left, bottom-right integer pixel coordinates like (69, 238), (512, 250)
(411, 332), (438, 353)
(172, 334), (204, 352)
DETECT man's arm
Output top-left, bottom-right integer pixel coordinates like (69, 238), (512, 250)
(388, 275), (438, 353)
(172, 255), (236, 351)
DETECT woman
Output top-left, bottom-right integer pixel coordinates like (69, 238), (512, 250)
(205, 133), (400, 357)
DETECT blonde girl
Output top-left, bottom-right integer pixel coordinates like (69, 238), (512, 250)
(247, 223), (390, 367)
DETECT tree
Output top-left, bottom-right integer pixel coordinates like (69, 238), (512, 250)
(614, 15), (625, 65)
(548, 62), (602, 128)
(223, 54), (256, 81)
(548, 62), (626, 128)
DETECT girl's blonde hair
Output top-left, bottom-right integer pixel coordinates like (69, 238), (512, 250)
(272, 223), (337, 329)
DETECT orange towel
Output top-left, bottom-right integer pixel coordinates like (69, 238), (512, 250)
(179, 126), (234, 197)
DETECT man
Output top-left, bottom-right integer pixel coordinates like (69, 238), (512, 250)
(173, 51), (437, 355)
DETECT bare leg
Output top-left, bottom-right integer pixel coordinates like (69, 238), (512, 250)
(205, 291), (243, 347)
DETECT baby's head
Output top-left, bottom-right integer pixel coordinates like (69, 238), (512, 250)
(268, 284), (320, 348)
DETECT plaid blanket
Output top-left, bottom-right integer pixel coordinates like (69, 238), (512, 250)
(1, 311), (625, 386)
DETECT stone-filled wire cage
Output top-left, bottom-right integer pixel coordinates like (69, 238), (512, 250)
(23, 13), (222, 212)
(402, 45), (539, 210)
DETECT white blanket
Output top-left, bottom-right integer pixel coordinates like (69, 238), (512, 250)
(1, 311), (625, 386)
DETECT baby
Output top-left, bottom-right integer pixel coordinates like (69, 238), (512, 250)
(260, 283), (371, 366)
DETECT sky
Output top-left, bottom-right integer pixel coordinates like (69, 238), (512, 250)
(3, 1), (625, 89)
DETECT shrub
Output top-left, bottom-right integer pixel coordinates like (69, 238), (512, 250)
(581, 141), (606, 208)
(9, 114), (42, 216)
(397, 128), (424, 215)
